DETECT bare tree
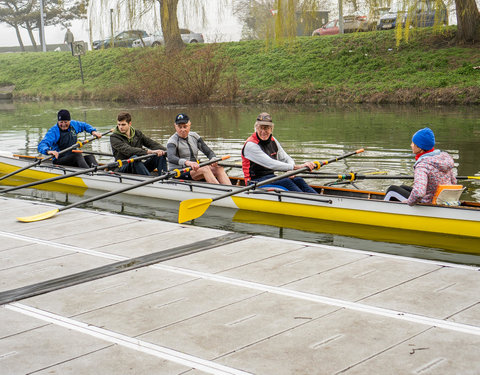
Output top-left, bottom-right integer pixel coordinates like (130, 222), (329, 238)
(234, 0), (320, 41)
(0, 0), (32, 50)
(0, 0), (87, 50)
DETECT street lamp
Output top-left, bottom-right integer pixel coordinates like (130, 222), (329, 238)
(110, 8), (114, 47)
(39, 0), (47, 51)
(338, 0), (344, 34)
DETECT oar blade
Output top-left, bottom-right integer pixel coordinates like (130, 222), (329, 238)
(17, 209), (59, 223)
(178, 198), (213, 223)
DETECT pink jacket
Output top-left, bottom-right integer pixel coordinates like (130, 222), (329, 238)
(406, 150), (456, 206)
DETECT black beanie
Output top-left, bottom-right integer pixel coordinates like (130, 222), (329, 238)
(57, 109), (71, 121)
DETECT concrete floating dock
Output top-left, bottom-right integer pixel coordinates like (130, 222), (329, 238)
(1, 197), (479, 374)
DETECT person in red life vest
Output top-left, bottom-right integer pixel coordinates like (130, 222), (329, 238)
(241, 112), (317, 193)
(384, 127), (456, 204)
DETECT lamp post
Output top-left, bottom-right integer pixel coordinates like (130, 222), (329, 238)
(39, 0), (47, 51)
(110, 8), (114, 47)
(338, 0), (344, 34)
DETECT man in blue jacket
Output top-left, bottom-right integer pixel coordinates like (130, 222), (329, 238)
(38, 109), (102, 168)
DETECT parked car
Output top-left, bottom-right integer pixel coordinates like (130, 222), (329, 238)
(132, 28), (204, 48)
(367, 7), (391, 30)
(343, 14), (369, 33)
(312, 19), (339, 36)
(377, 0), (447, 30)
(93, 30), (149, 50)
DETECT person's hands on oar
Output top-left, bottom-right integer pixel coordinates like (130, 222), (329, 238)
(16, 155), (230, 223)
(0, 128), (114, 183)
(1, 154), (156, 194)
(178, 148), (365, 224)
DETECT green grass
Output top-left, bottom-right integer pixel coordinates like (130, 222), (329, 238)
(0, 26), (478, 104)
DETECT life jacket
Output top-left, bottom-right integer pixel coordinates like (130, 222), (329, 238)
(241, 132), (278, 182)
(57, 125), (78, 155)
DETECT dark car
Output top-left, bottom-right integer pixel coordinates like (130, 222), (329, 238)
(378, 0), (447, 30)
(93, 30), (149, 50)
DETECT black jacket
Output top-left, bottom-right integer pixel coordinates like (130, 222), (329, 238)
(110, 127), (166, 160)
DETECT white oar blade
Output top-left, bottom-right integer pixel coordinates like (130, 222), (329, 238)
(17, 209), (59, 223)
(178, 199), (213, 223)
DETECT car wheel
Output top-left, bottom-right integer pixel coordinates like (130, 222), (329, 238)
(189, 40), (198, 43)
(152, 42), (162, 47)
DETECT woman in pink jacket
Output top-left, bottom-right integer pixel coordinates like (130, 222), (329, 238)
(384, 127), (456, 205)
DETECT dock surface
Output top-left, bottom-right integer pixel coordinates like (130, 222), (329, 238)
(1, 197), (479, 374)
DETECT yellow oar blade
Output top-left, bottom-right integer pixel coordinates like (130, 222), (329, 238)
(178, 198), (213, 223)
(17, 209), (59, 223)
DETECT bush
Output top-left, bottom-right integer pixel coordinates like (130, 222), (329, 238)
(126, 45), (238, 104)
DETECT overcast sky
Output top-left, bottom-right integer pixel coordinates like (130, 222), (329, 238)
(0, 0), (243, 48)
(2, 0), (478, 48)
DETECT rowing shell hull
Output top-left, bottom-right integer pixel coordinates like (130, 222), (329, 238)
(1, 154), (479, 239)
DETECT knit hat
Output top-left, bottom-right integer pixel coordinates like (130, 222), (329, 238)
(412, 127), (435, 150)
(57, 109), (71, 121)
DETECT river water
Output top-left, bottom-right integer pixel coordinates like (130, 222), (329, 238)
(1, 101), (480, 265)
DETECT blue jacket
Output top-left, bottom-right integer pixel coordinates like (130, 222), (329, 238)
(38, 120), (97, 155)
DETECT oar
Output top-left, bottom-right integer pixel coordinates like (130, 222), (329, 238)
(72, 149), (115, 157)
(178, 148), (365, 223)
(0, 128), (114, 183)
(17, 155), (230, 223)
(298, 173), (480, 181)
(1, 154), (155, 194)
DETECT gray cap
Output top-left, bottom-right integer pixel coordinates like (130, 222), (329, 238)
(255, 112), (274, 127)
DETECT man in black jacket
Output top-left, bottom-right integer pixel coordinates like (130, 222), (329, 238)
(110, 112), (167, 175)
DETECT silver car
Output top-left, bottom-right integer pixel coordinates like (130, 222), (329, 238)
(133, 28), (204, 47)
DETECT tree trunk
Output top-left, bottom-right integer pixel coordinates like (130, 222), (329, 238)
(455, 0), (480, 43)
(158, 0), (184, 54)
(26, 22), (38, 51)
(13, 24), (25, 52)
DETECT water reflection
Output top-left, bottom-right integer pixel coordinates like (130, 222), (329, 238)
(1, 101), (478, 197)
(9, 187), (480, 267)
(1, 101), (480, 263)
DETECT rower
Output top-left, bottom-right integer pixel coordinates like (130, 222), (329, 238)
(384, 127), (457, 205)
(110, 112), (167, 176)
(166, 113), (231, 185)
(241, 112), (317, 193)
(38, 109), (102, 168)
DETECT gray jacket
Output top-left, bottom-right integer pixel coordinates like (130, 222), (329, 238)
(167, 132), (215, 170)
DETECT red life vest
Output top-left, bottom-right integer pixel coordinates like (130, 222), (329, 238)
(241, 132), (278, 182)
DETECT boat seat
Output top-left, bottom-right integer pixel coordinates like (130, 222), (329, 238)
(432, 185), (465, 206)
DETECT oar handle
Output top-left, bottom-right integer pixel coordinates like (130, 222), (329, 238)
(72, 150), (115, 157)
(0, 128), (113, 183)
(58, 155), (230, 213)
(211, 149), (365, 203)
(56, 128), (114, 157)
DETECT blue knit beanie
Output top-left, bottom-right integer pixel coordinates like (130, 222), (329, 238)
(412, 127), (435, 150)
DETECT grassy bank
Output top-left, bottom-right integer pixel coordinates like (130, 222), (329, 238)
(0, 27), (479, 105)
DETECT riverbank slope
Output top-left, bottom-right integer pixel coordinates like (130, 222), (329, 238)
(0, 27), (478, 105)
